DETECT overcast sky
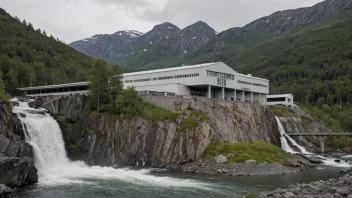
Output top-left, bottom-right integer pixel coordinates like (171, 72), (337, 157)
(1, 0), (323, 43)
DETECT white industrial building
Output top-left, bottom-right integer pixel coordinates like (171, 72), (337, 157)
(18, 62), (270, 105)
(123, 62), (269, 104)
(267, 94), (294, 108)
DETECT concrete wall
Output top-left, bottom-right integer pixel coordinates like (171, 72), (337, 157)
(141, 95), (265, 112)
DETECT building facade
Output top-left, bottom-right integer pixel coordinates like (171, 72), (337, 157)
(123, 62), (269, 105)
(267, 94), (294, 108)
(18, 62), (270, 105)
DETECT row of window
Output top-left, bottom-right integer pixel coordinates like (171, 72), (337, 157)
(238, 81), (268, 88)
(252, 83), (268, 88)
(238, 81), (251, 85)
(207, 70), (234, 80)
(125, 73), (200, 83)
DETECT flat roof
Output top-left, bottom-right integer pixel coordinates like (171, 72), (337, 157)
(267, 94), (293, 98)
(123, 62), (219, 76)
(18, 82), (89, 91)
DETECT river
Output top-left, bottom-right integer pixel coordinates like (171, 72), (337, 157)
(10, 99), (351, 198)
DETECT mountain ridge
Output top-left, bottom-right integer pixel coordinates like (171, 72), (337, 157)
(69, 0), (351, 70)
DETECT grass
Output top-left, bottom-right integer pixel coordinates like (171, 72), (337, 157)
(245, 194), (257, 198)
(179, 110), (208, 132)
(269, 105), (297, 117)
(205, 141), (289, 163)
(141, 102), (184, 123)
(179, 116), (199, 132)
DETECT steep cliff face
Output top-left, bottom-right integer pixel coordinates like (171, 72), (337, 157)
(276, 106), (332, 152)
(0, 101), (38, 188)
(35, 95), (280, 167)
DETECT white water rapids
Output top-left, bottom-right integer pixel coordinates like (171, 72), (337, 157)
(12, 99), (210, 189)
(275, 116), (352, 168)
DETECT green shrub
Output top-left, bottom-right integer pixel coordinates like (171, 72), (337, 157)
(141, 102), (183, 123)
(69, 144), (81, 152)
(179, 116), (199, 132)
(0, 91), (11, 113)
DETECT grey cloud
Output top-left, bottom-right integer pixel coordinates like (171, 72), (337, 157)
(138, 0), (323, 31)
(92, 0), (152, 9)
(0, 0), (323, 43)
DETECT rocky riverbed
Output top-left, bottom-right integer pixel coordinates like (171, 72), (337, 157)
(181, 154), (321, 176)
(253, 173), (352, 198)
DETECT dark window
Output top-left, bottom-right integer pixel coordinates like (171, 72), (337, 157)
(267, 97), (286, 102)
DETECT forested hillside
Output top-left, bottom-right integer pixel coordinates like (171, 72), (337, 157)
(234, 7), (352, 132)
(0, 8), (94, 94)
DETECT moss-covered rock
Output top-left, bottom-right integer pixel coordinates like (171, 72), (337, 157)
(205, 141), (289, 163)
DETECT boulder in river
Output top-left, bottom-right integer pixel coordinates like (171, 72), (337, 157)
(214, 155), (227, 164)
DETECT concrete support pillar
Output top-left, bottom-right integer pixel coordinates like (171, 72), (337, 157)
(208, 85), (211, 98)
(242, 91), (245, 102)
(221, 87), (225, 100)
(319, 136), (325, 153)
(259, 93), (261, 104)
(251, 92), (254, 103)
(165, 91), (167, 96)
(234, 89), (236, 101)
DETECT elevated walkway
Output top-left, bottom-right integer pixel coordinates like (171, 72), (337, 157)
(287, 132), (352, 153)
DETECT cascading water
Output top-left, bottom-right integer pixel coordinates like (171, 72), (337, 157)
(275, 117), (297, 154)
(275, 117), (312, 155)
(11, 99), (211, 188)
(275, 116), (352, 168)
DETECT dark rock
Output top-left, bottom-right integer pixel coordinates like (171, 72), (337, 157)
(0, 101), (38, 188)
(307, 157), (323, 164)
(336, 187), (350, 196)
(168, 165), (178, 171)
(9, 101), (19, 107)
(0, 184), (14, 197)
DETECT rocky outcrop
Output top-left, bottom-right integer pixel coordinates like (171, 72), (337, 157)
(35, 95), (280, 167)
(31, 95), (84, 122)
(256, 173), (352, 198)
(278, 106), (333, 152)
(0, 100), (38, 190)
(182, 157), (312, 176)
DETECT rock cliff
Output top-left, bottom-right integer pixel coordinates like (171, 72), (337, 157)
(34, 95), (280, 167)
(0, 101), (38, 189)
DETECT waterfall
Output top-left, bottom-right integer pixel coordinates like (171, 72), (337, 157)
(11, 99), (209, 188)
(275, 117), (312, 155)
(275, 116), (351, 167)
(275, 117), (297, 154)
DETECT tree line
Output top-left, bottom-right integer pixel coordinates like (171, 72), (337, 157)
(0, 8), (93, 94)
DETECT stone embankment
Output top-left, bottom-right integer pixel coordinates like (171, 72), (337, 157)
(182, 154), (318, 176)
(0, 100), (38, 197)
(254, 173), (352, 198)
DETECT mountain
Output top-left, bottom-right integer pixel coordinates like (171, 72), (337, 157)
(122, 21), (217, 69)
(69, 21), (217, 67)
(0, 7), (94, 94)
(126, 0), (352, 69)
(69, 22), (181, 63)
